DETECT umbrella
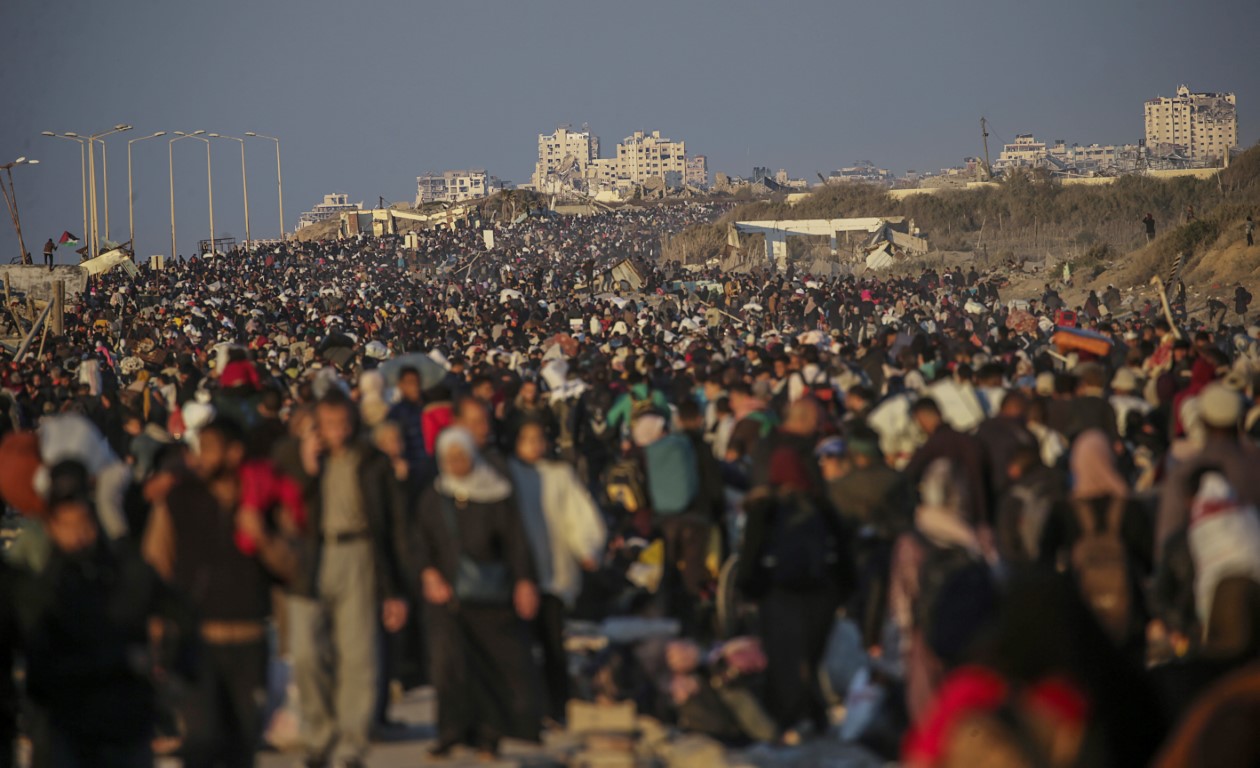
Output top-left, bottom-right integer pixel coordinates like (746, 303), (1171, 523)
(380, 352), (448, 389)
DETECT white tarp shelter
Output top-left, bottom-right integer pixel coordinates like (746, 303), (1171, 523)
(732, 217), (927, 271)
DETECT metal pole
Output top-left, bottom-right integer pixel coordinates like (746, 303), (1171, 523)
(127, 140), (135, 250)
(10, 172), (29, 265)
(204, 140), (214, 254)
(40, 134), (89, 250)
(211, 135), (250, 250)
(274, 139), (284, 240)
(53, 280), (64, 334)
(239, 141), (250, 246)
(1, 169), (31, 264)
(87, 140), (98, 257)
(78, 142), (87, 250)
(126, 133), (166, 259)
(98, 139), (110, 241)
(169, 139), (177, 260)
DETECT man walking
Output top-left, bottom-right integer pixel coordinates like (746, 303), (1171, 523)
(1247, 215), (1255, 247)
(43, 238), (55, 271)
(142, 417), (301, 768)
(1143, 212), (1156, 243)
(289, 394), (411, 768)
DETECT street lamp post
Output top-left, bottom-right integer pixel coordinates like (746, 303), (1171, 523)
(41, 132), (87, 249)
(48, 125), (131, 257)
(0, 157), (39, 265)
(92, 137), (112, 242)
(127, 132), (166, 256)
(209, 134), (250, 248)
(83, 125), (131, 256)
(245, 132), (283, 240)
(169, 131), (213, 258)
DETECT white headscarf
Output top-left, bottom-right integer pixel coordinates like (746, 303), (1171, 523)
(434, 427), (512, 504)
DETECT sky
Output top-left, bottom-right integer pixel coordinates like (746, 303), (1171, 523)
(2, 0), (1257, 262)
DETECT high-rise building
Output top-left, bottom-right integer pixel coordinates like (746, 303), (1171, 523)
(415, 169), (502, 205)
(614, 131), (687, 188)
(1144, 85), (1237, 162)
(531, 126), (600, 192)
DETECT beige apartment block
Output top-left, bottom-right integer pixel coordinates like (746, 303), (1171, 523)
(614, 130), (687, 188)
(1144, 85), (1237, 162)
(531, 126), (600, 192)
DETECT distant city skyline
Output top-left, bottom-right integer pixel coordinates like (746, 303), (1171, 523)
(2, 0), (1256, 259)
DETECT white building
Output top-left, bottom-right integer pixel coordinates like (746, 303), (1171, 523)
(415, 169), (502, 204)
(297, 193), (361, 231)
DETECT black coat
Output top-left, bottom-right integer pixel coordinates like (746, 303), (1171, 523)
(293, 443), (411, 600)
(11, 539), (195, 745)
(412, 486), (534, 592)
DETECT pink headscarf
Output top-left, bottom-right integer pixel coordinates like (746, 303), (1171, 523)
(1069, 429), (1128, 500)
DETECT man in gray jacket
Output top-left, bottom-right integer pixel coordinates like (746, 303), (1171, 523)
(288, 393), (410, 768)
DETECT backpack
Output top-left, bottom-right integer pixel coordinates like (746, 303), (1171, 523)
(643, 433), (700, 517)
(915, 535), (994, 664)
(1070, 498), (1131, 644)
(763, 494), (838, 591)
(630, 388), (664, 421)
(605, 458), (648, 513)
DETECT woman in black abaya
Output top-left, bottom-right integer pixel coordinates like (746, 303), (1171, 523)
(416, 427), (540, 758)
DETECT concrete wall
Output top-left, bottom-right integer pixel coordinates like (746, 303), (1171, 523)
(1146, 168), (1220, 180)
(0, 265), (88, 301)
(1060, 176), (1118, 187)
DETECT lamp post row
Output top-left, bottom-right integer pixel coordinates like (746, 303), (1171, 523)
(34, 127), (285, 262)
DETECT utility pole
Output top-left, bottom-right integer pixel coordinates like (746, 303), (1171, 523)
(1, 158), (38, 265)
(980, 117), (993, 181)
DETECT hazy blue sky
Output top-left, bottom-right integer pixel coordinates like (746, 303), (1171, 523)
(2, 0), (1256, 260)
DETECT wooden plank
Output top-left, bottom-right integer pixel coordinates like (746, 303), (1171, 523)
(53, 280), (64, 335)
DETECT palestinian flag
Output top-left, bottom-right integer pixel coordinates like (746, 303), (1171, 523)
(58, 231), (79, 246)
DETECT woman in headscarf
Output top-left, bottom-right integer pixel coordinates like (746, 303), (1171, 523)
(415, 427), (540, 758)
(1039, 428), (1152, 655)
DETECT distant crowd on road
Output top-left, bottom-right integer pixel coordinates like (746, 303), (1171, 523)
(0, 200), (1259, 767)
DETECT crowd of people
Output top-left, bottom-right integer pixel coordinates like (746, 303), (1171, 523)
(0, 200), (1258, 768)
